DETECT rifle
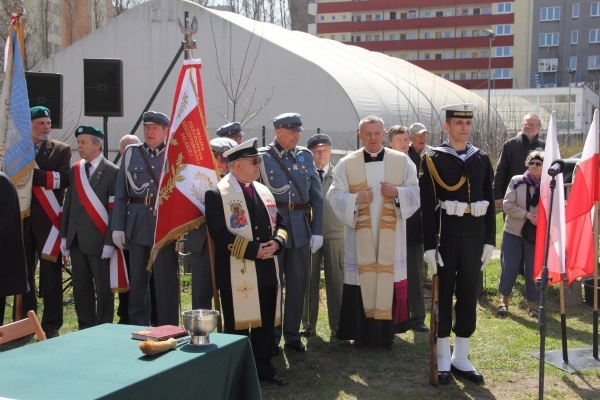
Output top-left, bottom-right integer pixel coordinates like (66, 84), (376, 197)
(429, 215), (442, 386)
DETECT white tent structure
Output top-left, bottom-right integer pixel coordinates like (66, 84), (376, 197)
(36, 0), (500, 157)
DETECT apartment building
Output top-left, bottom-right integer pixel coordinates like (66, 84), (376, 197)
(532, 1), (600, 92)
(308, 1), (527, 90)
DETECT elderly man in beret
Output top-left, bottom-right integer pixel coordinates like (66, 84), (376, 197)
(300, 133), (344, 338)
(187, 137), (237, 310)
(112, 111), (179, 326)
(216, 122), (244, 144)
(20, 106), (71, 338)
(420, 103), (495, 384)
(59, 126), (118, 329)
(259, 113), (323, 354)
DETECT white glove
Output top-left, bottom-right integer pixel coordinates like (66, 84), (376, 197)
(423, 249), (444, 275)
(480, 244), (494, 271)
(471, 200), (490, 217)
(454, 202), (468, 217)
(310, 235), (323, 254)
(60, 238), (69, 257)
(112, 231), (126, 250)
(444, 200), (457, 216)
(101, 245), (115, 259)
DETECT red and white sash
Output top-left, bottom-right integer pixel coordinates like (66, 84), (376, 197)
(32, 163), (62, 262)
(73, 160), (129, 293)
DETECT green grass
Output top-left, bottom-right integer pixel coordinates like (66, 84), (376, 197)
(2, 221), (600, 399)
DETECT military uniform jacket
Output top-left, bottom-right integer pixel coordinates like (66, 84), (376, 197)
(420, 143), (496, 251)
(493, 133), (545, 200)
(112, 143), (164, 247)
(60, 157), (119, 255)
(24, 139), (71, 235)
(258, 142), (323, 248)
(205, 184), (287, 291)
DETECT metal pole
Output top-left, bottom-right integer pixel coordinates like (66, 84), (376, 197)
(484, 29), (495, 148)
(567, 68), (574, 136)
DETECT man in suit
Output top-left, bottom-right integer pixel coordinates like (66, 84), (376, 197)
(21, 106), (71, 338)
(112, 111), (179, 326)
(206, 138), (288, 386)
(59, 126), (118, 330)
(258, 113), (324, 354)
(187, 137), (236, 310)
(300, 134), (344, 337)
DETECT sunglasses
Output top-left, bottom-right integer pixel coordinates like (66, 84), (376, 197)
(529, 161), (543, 166)
(241, 157), (262, 165)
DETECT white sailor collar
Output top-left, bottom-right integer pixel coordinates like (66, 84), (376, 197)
(435, 142), (480, 161)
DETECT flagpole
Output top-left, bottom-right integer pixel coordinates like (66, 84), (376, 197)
(207, 231), (222, 333)
(538, 174), (559, 400)
(559, 278), (569, 363)
(594, 201), (598, 359)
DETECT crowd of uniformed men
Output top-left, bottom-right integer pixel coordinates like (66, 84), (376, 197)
(2, 102), (509, 387)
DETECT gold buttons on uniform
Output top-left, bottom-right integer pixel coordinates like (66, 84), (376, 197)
(256, 237), (260, 240)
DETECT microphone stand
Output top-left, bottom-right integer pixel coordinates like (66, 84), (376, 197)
(537, 174), (558, 400)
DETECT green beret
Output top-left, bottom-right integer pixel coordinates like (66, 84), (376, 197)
(75, 125), (104, 140)
(30, 106), (51, 120)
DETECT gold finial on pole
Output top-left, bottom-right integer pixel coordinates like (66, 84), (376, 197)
(177, 12), (198, 60)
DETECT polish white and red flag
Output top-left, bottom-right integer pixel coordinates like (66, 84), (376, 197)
(565, 109), (599, 284)
(533, 110), (566, 285)
(149, 59), (220, 268)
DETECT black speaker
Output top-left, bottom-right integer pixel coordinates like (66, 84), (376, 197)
(83, 59), (123, 117)
(25, 72), (63, 129)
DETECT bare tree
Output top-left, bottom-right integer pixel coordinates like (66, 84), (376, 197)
(225, 0), (289, 27)
(90, 0), (106, 30)
(209, 15), (273, 125)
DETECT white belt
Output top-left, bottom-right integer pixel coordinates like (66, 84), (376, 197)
(439, 200), (489, 217)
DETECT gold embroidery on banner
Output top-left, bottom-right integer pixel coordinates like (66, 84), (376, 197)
(190, 171), (213, 204)
(158, 153), (185, 206)
(176, 92), (189, 121)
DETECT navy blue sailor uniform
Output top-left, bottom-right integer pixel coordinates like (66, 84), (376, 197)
(112, 142), (179, 326)
(258, 142), (323, 346)
(419, 143), (495, 338)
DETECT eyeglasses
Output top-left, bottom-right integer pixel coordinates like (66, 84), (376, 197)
(522, 123), (540, 127)
(529, 161), (543, 167)
(241, 157), (262, 165)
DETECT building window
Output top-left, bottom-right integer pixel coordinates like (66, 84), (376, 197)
(459, 72), (467, 80)
(471, 72), (479, 79)
(572, 4), (580, 18)
(494, 69), (510, 79)
(443, 73), (451, 80)
(409, 11), (417, 19)
(538, 58), (558, 72)
(435, 32), (442, 39)
(424, 32), (431, 39)
(400, 13), (407, 20)
(541, 7), (561, 21)
(592, 3), (600, 17)
(355, 36), (361, 42)
(444, 31), (451, 38)
(400, 34), (407, 40)
(497, 25), (512, 35)
(424, 53), (431, 60)
(498, 3), (513, 14)
(320, 16), (324, 21)
(341, 34), (347, 41)
(460, 52), (467, 59)
(435, 54), (442, 60)
(330, 35), (335, 40)
(436, 11), (443, 17)
(588, 55), (600, 69)
(444, 52), (452, 59)
(356, 15), (362, 22)
(539, 33), (560, 47)
(495, 46), (511, 57)
(472, 52), (478, 58)
(331, 16), (336, 21)
(366, 15), (372, 22)
(389, 34), (396, 40)
(390, 12), (396, 20)
(374, 35), (381, 41)
(366, 35), (372, 42)
(481, 50), (489, 58)
(481, 71), (489, 79)
(425, 11), (432, 18)
(444, 10), (453, 16)
(483, 7), (490, 15)
(572, 30), (579, 44)
(408, 33), (416, 40)
(474, 8), (481, 15)
(462, 9), (469, 16)
(375, 14), (381, 21)
(461, 30), (468, 38)
(590, 29), (600, 43)
(342, 15), (347, 21)
(570, 56), (577, 70)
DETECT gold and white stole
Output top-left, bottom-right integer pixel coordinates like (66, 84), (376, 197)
(344, 149), (405, 320)
(218, 174), (281, 330)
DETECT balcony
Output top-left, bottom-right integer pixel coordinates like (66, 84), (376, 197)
(346, 35), (514, 52)
(317, 0), (493, 13)
(451, 79), (513, 90)
(410, 57), (513, 71)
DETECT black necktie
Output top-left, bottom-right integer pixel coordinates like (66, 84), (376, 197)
(85, 162), (92, 179)
(317, 169), (324, 183)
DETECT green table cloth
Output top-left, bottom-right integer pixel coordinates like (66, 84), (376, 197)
(0, 324), (261, 400)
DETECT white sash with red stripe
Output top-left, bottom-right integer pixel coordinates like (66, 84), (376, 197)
(74, 160), (129, 293)
(32, 163), (62, 262)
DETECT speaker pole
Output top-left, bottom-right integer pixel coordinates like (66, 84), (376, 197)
(103, 116), (109, 158)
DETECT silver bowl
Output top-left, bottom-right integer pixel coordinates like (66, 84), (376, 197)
(181, 309), (220, 345)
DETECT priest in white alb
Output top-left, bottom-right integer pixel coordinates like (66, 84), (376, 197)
(327, 115), (420, 347)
